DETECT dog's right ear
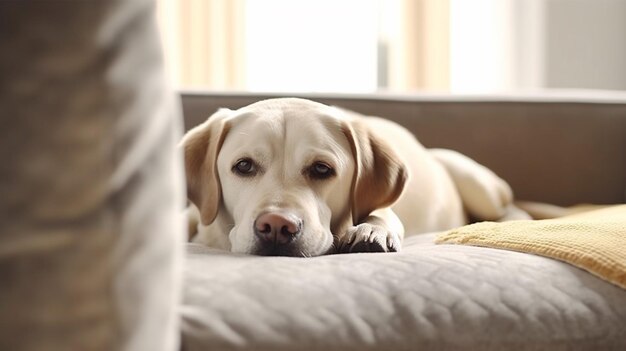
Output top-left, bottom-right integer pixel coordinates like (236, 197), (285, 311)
(179, 108), (232, 225)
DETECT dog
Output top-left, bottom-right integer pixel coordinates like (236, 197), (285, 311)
(182, 98), (527, 256)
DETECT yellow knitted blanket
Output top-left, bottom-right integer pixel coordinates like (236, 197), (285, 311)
(436, 205), (626, 290)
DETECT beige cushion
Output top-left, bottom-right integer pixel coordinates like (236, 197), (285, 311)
(0, 1), (184, 350)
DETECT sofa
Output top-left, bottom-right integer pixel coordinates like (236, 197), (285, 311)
(178, 92), (626, 351)
(2, 0), (625, 350)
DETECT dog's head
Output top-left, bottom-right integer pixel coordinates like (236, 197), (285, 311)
(181, 98), (406, 256)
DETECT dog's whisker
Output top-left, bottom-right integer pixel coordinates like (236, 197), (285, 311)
(298, 248), (306, 258)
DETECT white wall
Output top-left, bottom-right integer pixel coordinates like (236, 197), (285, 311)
(545, 0), (626, 90)
(450, 0), (626, 92)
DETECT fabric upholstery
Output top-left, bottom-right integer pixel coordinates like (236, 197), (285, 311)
(0, 1), (184, 350)
(181, 235), (626, 351)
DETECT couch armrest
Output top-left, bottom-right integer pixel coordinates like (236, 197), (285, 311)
(0, 2), (184, 350)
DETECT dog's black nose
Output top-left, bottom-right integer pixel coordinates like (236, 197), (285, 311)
(254, 211), (302, 245)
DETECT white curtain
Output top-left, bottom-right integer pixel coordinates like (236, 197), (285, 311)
(157, 0), (246, 89)
(384, 0), (450, 91)
(156, 0), (450, 92)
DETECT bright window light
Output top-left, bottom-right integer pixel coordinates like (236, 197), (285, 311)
(245, 0), (379, 93)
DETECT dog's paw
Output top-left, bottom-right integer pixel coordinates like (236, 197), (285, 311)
(337, 223), (401, 254)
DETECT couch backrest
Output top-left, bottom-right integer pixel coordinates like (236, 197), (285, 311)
(181, 92), (626, 206)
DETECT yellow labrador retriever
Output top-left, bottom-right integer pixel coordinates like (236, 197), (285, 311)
(182, 98), (526, 256)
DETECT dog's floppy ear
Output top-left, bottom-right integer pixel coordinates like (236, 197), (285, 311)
(342, 119), (408, 224)
(180, 108), (232, 225)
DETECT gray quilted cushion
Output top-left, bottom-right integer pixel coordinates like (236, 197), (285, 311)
(0, 1), (184, 350)
(181, 234), (626, 351)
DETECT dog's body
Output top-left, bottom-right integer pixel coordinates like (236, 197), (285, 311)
(183, 98), (525, 256)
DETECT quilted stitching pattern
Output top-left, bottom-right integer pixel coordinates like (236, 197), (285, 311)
(181, 235), (626, 351)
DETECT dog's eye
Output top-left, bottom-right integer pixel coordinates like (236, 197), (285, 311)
(308, 162), (335, 180)
(232, 158), (257, 176)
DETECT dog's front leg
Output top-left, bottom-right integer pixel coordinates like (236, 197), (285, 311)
(337, 208), (404, 253)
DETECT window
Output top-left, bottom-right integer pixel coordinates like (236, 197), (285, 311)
(157, 0), (626, 93)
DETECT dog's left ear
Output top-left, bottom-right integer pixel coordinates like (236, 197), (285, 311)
(342, 119), (408, 224)
(179, 108), (232, 225)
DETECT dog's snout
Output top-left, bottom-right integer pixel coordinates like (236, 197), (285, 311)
(254, 212), (302, 245)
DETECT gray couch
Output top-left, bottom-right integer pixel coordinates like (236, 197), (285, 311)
(179, 92), (626, 351)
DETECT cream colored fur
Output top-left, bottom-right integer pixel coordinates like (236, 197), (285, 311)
(181, 98), (524, 256)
